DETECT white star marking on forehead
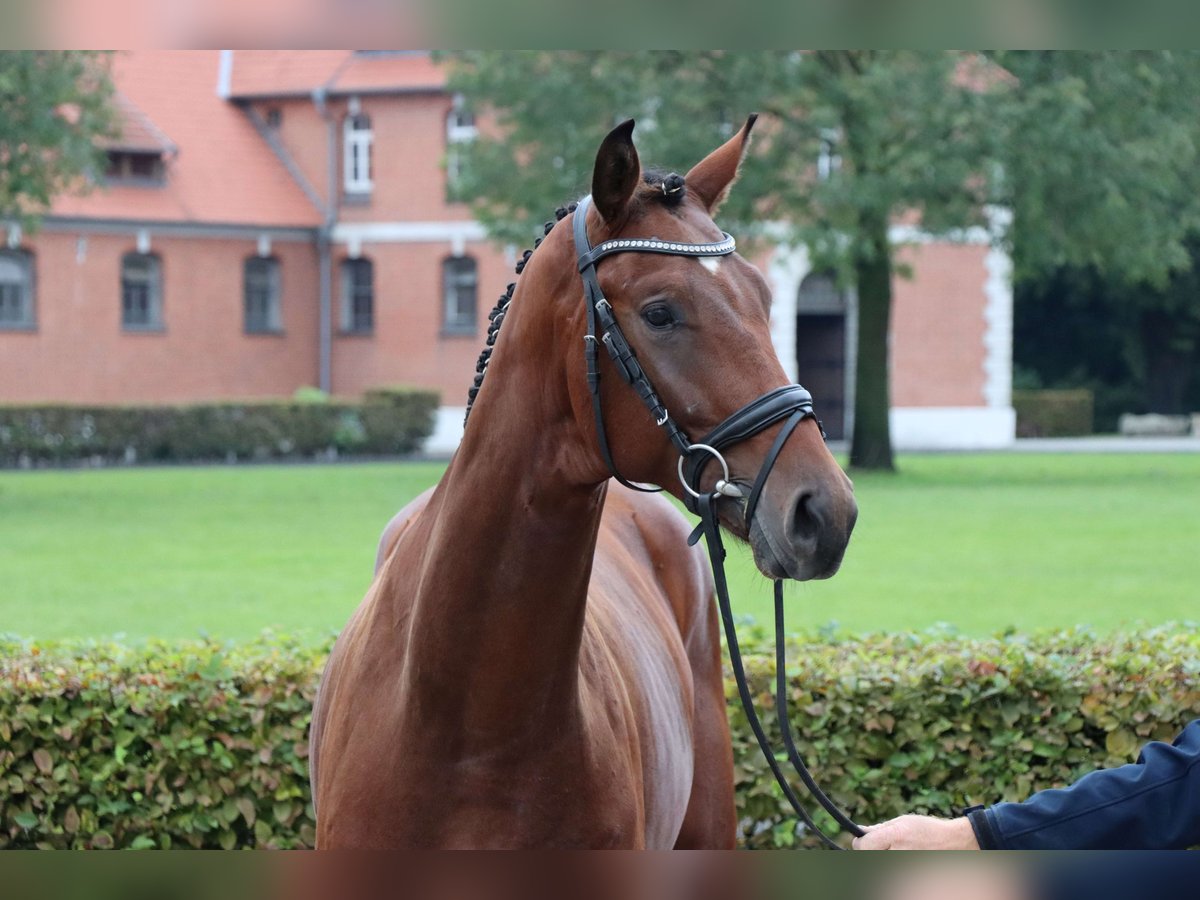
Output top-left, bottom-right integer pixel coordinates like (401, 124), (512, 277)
(699, 257), (723, 275)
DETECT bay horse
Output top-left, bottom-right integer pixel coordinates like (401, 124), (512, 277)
(309, 117), (857, 849)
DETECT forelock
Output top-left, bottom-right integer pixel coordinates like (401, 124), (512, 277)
(638, 168), (687, 210)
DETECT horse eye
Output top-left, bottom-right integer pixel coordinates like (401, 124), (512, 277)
(641, 304), (676, 329)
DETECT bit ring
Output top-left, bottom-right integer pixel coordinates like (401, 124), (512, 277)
(677, 443), (735, 499)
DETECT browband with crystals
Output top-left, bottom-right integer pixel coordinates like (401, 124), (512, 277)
(578, 232), (736, 272)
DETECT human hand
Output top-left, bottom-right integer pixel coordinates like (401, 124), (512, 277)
(851, 815), (980, 850)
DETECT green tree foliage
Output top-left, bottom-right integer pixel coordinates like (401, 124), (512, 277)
(446, 52), (1005, 471)
(449, 51), (1200, 459)
(998, 52), (1200, 418)
(997, 51), (1200, 287)
(0, 52), (116, 224)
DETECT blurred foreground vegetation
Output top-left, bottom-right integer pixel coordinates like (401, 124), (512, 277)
(2, 628), (1197, 848)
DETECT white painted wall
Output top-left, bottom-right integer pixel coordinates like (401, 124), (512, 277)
(891, 407), (1016, 451)
(424, 406), (467, 457)
(766, 246), (807, 384)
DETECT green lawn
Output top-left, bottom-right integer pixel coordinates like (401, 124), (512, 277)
(1, 454), (1197, 641)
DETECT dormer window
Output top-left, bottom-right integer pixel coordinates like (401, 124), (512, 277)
(102, 93), (174, 187)
(343, 110), (374, 197)
(105, 150), (166, 185)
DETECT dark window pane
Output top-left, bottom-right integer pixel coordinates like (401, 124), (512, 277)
(244, 258), (280, 332)
(0, 285), (19, 323)
(443, 257), (476, 333)
(105, 151), (164, 184)
(0, 251), (32, 326)
(122, 254), (161, 329)
(341, 259), (373, 333)
(129, 154), (157, 177)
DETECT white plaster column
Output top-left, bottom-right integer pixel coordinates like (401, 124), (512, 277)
(982, 243), (1014, 411)
(765, 245), (811, 383)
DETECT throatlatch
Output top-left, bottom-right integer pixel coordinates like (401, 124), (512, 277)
(573, 195), (864, 849)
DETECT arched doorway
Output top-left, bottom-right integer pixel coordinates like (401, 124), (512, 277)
(796, 272), (848, 440)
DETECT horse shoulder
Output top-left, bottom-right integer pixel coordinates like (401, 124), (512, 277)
(374, 486), (436, 574)
(600, 485), (734, 849)
(311, 486), (435, 810)
(601, 484), (715, 645)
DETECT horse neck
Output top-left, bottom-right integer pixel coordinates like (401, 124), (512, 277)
(385, 242), (607, 741)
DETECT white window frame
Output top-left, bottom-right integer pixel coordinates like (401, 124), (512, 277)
(817, 128), (842, 182)
(446, 95), (478, 144)
(343, 111), (374, 195)
(446, 95), (478, 191)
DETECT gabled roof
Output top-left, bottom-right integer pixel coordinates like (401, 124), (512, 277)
(50, 51), (322, 228)
(225, 50), (349, 99)
(227, 50), (445, 99)
(328, 52), (445, 95)
(103, 92), (177, 155)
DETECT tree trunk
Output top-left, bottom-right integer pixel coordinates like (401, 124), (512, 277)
(849, 219), (896, 471)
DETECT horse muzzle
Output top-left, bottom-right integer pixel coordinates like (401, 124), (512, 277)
(749, 479), (857, 582)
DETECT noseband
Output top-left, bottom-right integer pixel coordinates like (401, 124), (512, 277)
(573, 196), (864, 848)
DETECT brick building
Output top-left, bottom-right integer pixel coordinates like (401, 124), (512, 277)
(0, 50), (1014, 451)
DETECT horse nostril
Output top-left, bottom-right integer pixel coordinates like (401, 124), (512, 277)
(789, 490), (824, 543)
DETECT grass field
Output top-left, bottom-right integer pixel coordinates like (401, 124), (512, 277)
(1, 454), (1197, 641)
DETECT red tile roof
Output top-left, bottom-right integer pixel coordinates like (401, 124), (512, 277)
(225, 50), (349, 99)
(227, 50), (445, 99)
(328, 52), (445, 95)
(51, 51), (322, 228)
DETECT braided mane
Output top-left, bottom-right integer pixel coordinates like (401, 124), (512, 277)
(462, 171), (687, 427)
(463, 201), (578, 426)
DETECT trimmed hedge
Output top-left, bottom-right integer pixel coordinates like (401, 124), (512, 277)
(1014, 389), (1095, 438)
(2, 628), (1198, 849)
(0, 390), (439, 467)
(731, 625), (1200, 848)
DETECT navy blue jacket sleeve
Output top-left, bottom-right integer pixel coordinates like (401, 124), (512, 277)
(966, 718), (1200, 849)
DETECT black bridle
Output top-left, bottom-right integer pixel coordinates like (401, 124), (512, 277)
(574, 195), (865, 849)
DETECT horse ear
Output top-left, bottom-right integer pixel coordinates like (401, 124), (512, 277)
(686, 114), (758, 214)
(591, 119), (641, 224)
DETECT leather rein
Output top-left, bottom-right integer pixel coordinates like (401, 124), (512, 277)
(573, 195), (865, 849)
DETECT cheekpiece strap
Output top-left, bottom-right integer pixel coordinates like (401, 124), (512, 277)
(574, 196), (719, 484)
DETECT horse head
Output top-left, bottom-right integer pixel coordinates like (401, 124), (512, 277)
(568, 117), (857, 581)
(470, 117), (856, 581)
